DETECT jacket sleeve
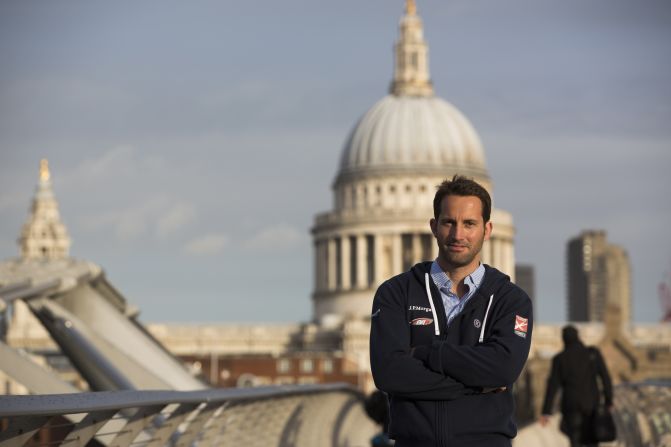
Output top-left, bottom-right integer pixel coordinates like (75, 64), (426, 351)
(541, 356), (561, 415)
(369, 281), (476, 401)
(421, 286), (533, 388)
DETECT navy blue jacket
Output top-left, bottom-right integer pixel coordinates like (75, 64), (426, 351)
(370, 262), (533, 447)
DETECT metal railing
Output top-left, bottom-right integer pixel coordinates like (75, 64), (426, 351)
(0, 384), (378, 447)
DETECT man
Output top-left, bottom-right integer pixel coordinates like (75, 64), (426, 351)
(369, 175), (533, 447)
(540, 325), (614, 447)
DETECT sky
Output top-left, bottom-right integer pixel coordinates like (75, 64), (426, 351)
(1, 0), (670, 324)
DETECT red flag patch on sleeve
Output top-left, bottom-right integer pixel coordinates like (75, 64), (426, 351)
(514, 315), (528, 338)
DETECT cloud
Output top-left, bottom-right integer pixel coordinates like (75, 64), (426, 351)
(244, 224), (303, 252)
(78, 196), (196, 242)
(73, 145), (137, 179)
(156, 202), (196, 238)
(79, 200), (160, 241)
(56, 146), (200, 243)
(184, 233), (228, 256)
(61, 146), (167, 190)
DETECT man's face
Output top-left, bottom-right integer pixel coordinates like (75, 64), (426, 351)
(430, 194), (492, 271)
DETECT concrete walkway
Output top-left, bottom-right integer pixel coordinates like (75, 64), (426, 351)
(513, 415), (570, 447)
(514, 414), (620, 447)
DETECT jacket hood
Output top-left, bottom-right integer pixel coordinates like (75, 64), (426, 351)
(410, 261), (432, 284)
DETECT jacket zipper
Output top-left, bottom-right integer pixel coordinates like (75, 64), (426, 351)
(429, 279), (449, 339)
(423, 273), (450, 339)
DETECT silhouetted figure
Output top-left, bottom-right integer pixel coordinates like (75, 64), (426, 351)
(540, 325), (613, 447)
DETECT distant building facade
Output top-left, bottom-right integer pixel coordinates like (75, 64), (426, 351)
(178, 352), (361, 388)
(515, 264), (535, 309)
(567, 230), (631, 324)
(146, 319), (374, 390)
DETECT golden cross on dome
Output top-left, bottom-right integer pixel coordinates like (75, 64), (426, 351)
(406, 0), (417, 16)
(40, 159), (50, 182)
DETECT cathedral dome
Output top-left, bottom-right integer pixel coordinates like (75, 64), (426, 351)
(334, 0), (489, 185)
(338, 94), (487, 178)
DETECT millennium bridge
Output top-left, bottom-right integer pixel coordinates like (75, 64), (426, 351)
(1, 265), (670, 447)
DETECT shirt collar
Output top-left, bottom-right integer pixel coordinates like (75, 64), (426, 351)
(430, 261), (485, 293)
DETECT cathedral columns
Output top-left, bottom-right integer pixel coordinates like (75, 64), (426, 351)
(327, 239), (337, 291)
(341, 236), (351, 290)
(391, 234), (403, 277)
(503, 237), (515, 281)
(314, 240), (320, 290)
(412, 233), (422, 266)
(493, 237), (502, 269)
(315, 240), (328, 292)
(373, 234), (384, 286)
(356, 235), (367, 289)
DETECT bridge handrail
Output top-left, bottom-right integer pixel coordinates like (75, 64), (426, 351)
(0, 383), (360, 417)
(0, 383), (377, 447)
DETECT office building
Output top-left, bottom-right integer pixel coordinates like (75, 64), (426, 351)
(567, 230), (631, 323)
(515, 264), (535, 310)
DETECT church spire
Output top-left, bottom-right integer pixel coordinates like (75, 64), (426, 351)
(390, 0), (434, 97)
(18, 159), (71, 261)
(40, 158), (50, 182)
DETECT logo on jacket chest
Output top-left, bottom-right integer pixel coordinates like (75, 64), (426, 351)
(408, 305), (432, 313)
(410, 317), (434, 326)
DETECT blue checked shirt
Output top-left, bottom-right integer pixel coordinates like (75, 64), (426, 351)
(430, 261), (485, 325)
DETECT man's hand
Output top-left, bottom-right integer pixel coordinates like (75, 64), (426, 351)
(481, 386), (506, 394)
(539, 415), (550, 427)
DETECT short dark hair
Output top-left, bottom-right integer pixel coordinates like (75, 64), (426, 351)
(433, 175), (491, 222)
(561, 324), (580, 344)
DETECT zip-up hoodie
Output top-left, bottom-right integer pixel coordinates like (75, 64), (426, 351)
(370, 262), (533, 447)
